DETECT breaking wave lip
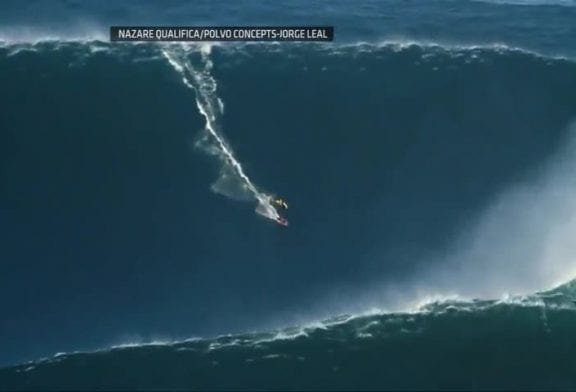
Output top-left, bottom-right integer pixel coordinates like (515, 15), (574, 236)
(0, 28), (108, 44)
(1, 38), (574, 65)
(0, 26), (574, 61)
(5, 278), (575, 370)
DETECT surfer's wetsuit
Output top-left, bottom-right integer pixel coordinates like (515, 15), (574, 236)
(273, 198), (288, 209)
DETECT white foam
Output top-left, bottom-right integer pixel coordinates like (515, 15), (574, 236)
(161, 45), (283, 223)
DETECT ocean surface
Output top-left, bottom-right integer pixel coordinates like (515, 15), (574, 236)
(2, 281), (576, 390)
(1, 0), (576, 390)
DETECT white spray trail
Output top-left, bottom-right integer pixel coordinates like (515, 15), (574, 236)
(162, 45), (281, 221)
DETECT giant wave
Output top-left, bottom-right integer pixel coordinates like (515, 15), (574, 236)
(2, 40), (576, 389)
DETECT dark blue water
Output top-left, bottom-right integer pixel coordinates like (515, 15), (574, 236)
(1, 0), (576, 389)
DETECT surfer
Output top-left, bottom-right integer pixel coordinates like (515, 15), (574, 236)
(272, 197), (288, 209)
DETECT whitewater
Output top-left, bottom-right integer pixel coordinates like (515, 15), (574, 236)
(162, 44), (283, 224)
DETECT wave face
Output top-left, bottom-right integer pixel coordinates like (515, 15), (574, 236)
(2, 40), (576, 387)
(2, 0), (576, 387)
(2, 280), (576, 390)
